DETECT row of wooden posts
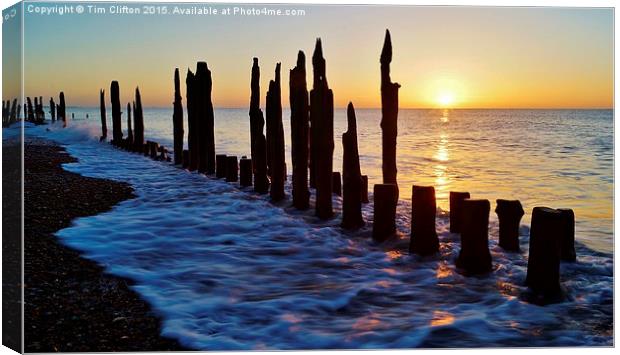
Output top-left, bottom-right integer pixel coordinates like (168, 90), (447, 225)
(1, 93), (67, 127)
(98, 29), (575, 302)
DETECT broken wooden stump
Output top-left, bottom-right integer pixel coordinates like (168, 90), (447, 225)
(380, 29), (400, 194)
(240, 157), (252, 187)
(449, 191), (470, 233)
(149, 142), (159, 160)
(59, 92), (66, 127)
(266, 63), (286, 202)
(290, 51), (310, 210)
(195, 62), (216, 174)
(26, 97), (34, 122)
(341, 103), (365, 229)
(525, 207), (563, 299)
(173, 68), (184, 165)
(182, 150), (190, 169)
(360, 175), (369, 203)
(495, 199), (524, 252)
(143, 142), (150, 156)
(310, 39), (334, 219)
(456, 199), (492, 274)
(99, 90), (107, 141)
(185, 70), (198, 171)
(332, 172), (342, 196)
(372, 183), (398, 242)
(126, 102), (133, 149)
(409, 186), (439, 256)
(159, 146), (168, 161)
(216, 154), (227, 179)
(249, 58), (269, 194)
(133, 88), (145, 152)
(110, 81), (123, 145)
(558, 208), (576, 262)
(226, 156), (238, 183)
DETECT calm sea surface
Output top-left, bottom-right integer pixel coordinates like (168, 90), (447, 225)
(64, 107), (613, 252)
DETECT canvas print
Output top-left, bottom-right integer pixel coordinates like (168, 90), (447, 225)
(2, 1), (614, 352)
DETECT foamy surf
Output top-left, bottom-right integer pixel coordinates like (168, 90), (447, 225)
(23, 123), (612, 349)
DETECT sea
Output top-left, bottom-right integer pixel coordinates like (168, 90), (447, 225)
(14, 107), (613, 348)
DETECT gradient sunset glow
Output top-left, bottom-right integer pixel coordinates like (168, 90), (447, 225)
(8, 4), (614, 109)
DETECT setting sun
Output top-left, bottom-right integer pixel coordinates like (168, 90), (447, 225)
(437, 92), (456, 107)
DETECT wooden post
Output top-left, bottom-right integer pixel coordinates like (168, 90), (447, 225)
(195, 62), (216, 174)
(143, 142), (150, 156)
(182, 150), (190, 169)
(341, 103), (365, 229)
(380, 29), (400, 191)
(495, 199), (524, 252)
(110, 81), (122, 144)
(290, 51), (310, 209)
(409, 185), (439, 256)
(98, 90), (106, 141)
(360, 175), (369, 203)
(558, 208), (576, 262)
(26, 97), (34, 122)
(126, 102), (133, 148)
(249, 58), (269, 194)
(526, 207), (563, 299)
(149, 142), (159, 160)
(240, 157), (252, 187)
(133, 89), (144, 152)
(332, 172), (342, 196)
(59, 92), (66, 127)
(173, 68), (184, 165)
(216, 154), (227, 178)
(456, 199), (492, 274)
(449, 191), (470, 233)
(10, 99), (18, 125)
(266, 63), (286, 202)
(372, 183), (398, 242)
(49, 98), (56, 122)
(310, 39), (334, 219)
(226, 156), (238, 182)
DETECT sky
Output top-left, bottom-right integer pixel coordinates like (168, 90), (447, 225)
(5, 3), (614, 108)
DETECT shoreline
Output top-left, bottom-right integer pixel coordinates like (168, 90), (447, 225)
(22, 137), (189, 352)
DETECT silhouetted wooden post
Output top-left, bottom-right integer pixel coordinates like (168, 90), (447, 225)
(149, 142), (159, 160)
(126, 102), (133, 148)
(409, 185), (439, 256)
(10, 99), (18, 124)
(341, 103), (365, 229)
(133, 88), (145, 152)
(34, 97), (40, 122)
(449, 191), (470, 233)
(332, 172), (342, 196)
(185, 70), (198, 171)
(110, 81), (122, 145)
(194, 62), (216, 174)
(49, 98), (56, 123)
(310, 39), (334, 219)
(526, 207), (563, 299)
(360, 175), (369, 203)
(249, 58), (269, 194)
(495, 199), (524, 252)
(226, 156), (238, 182)
(182, 150), (190, 169)
(380, 29), (400, 191)
(26, 97), (34, 122)
(39, 96), (45, 121)
(143, 142), (150, 156)
(240, 157), (252, 187)
(558, 208), (576, 262)
(216, 154), (227, 178)
(456, 199), (492, 274)
(266, 63), (286, 202)
(172, 68), (184, 165)
(290, 51), (310, 209)
(372, 183), (398, 242)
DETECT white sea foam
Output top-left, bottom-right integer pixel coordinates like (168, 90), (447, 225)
(23, 122), (612, 349)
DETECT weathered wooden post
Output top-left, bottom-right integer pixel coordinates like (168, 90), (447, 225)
(341, 102), (365, 229)
(195, 62), (216, 174)
(34, 97), (39, 122)
(380, 29), (400, 190)
(266, 63), (286, 202)
(310, 39), (334, 219)
(449, 191), (470, 233)
(143, 142), (150, 156)
(332, 172), (342, 196)
(409, 185), (439, 256)
(249, 58), (269, 194)
(149, 142), (159, 160)
(159, 146), (168, 161)
(110, 82), (122, 144)
(456, 199), (492, 274)
(495, 199), (524, 252)
(59, 92), (66, 127)
(240, 157), (252, 187)
(26, 97), (34, 122)
(133, 88), (144, 152)
(185, 70), (197, 170)
(361, 175), (369, 203)
(372, 184), (398, 242)
(290, 50), (310, 209)
(173, 68), (184, 165)
(226, 156), (238, 182)
(216, 154), (227, 178)
(49, 98), (56, 123)
(182, 150), (190, 169)
(126, 102), (133, 148)
(525, 207), (563, 298)
(10, 99), (18, 125)
(558, 208), (576, 262)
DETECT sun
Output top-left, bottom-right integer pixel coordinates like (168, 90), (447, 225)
(437, 92), (455, 107)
